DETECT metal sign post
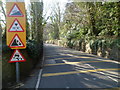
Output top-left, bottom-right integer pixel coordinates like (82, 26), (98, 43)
(6, 0), (26, 83)
(9, 49), (26, 83)
(16, 62), (19, 83)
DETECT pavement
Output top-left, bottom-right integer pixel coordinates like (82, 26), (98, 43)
(21, 44), (120, 89)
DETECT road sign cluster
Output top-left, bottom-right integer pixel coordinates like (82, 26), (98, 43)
(6, 2), (26, 63)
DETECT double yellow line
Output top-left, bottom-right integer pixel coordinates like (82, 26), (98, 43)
(42, 68), (120, 77)
(46, 56), (94, 61)
(45, 60), (109, 66)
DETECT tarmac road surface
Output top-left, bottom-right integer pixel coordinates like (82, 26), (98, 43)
(39, 44), (120, 88)
(21, 44), (120, 89)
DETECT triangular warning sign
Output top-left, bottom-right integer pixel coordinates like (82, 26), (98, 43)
(8, 4), (23, 17)
(9, 34), (25, 48)
(8, 19), (24, 32)
(9, 49), (26, 63)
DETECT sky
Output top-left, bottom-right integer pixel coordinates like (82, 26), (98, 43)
(43, 0), (68, 20)
(1, 0), (69, 20)
(0, 0), (69, 26)
(25, 0), (69, 20)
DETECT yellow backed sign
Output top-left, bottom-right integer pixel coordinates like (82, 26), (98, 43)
(6, 2), (26, 49)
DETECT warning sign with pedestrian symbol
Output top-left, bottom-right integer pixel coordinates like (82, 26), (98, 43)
(9, 34), (25, 48)
(9, 49), (26, 63)
(8, 19), (24, 32)
(8, 4), (23, 17)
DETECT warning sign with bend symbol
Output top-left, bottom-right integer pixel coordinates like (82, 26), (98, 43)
(9, 49), (26, 63)
(8, 19), (24, 32)
(9, 34), (25, 48)
(8, 4), (23, 17)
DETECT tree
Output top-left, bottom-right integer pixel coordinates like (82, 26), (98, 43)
(0, 1), (6, 40)
(30, 1), (43, 42)
(47, 2), (63, 40)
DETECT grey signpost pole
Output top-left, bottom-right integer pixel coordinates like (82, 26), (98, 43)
(6, 0), (25, 83)
(16, 0), (20, 83)
(16, 62), (20, 83)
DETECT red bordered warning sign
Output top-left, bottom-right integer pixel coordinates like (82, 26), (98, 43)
(8, 19), (24, 32)
(9, 49), (26, 63)
(9, 34), (25, 48)
(8, 3), (24, 17)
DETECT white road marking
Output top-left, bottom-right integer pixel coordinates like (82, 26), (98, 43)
(96, 59), (120, 64)
(107, 76), (118, 82)
(84, 78), (89, 81)
(82, 64), (118, 82)
(60, 53), (120, 64)
(99, 71), (118, 82)
(35, 56), (44, 90)
(35, 69), (43, 90)
(85, 64), (96, 70)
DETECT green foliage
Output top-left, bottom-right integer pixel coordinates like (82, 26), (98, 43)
(27, 40), (43, 60)
(109, 38), (120, 49)
(44, 2), (120, 59)
(27, 2), (44, 61)
(59, 2), (119, 41)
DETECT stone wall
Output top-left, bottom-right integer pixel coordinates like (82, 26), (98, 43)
(46, 39), (120, 61)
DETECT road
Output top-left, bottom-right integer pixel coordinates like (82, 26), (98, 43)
(21, 44), (120, 89)
(39, 44), (120, 88)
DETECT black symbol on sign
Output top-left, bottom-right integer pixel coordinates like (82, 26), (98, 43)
(9, 5), (23, 16)
(13, 54), (22, 60)
(11, 38), (22, 46)
(15, 23), (18, 26)
(12, 23), (19, 30)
